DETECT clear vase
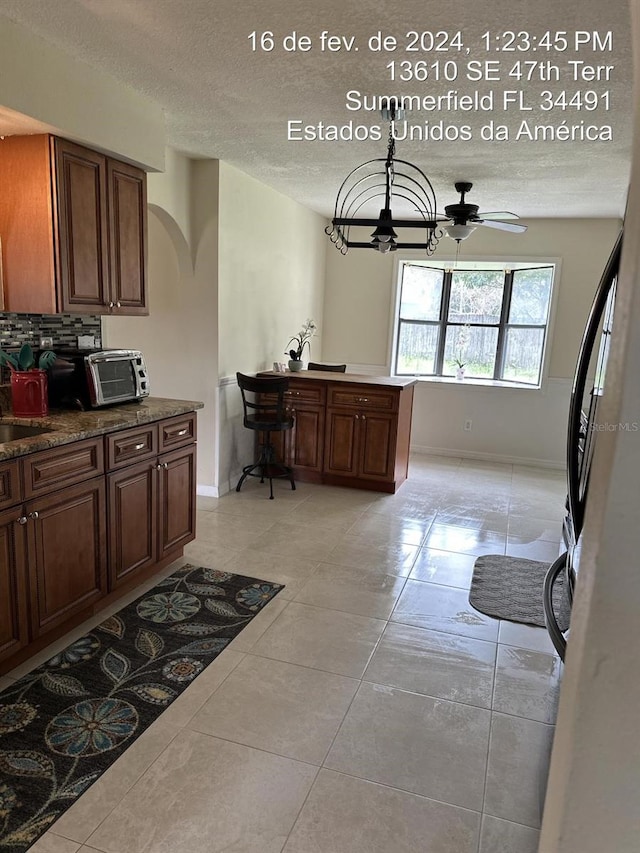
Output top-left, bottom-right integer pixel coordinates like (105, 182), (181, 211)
(456, 367), (465, 381)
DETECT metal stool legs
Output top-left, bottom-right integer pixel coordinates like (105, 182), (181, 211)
(235, 432), (296, 499)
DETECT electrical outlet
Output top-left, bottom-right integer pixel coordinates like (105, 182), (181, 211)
(464, 419), (473, 431)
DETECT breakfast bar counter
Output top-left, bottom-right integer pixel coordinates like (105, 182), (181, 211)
(257, 370), (417, 493)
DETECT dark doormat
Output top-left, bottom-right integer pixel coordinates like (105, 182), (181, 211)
(469, 554), (570, 630)
(0, 564), (283, 852)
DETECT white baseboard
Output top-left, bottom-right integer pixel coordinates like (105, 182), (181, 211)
(197, 476), (239, 499)
(196, 484), (220, 498)
(410, 444), (566, 470)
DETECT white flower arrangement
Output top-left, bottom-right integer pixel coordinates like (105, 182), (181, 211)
(286, 319), (318, 361)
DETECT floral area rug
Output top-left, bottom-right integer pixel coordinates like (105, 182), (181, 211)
(0, 564), (283, 851)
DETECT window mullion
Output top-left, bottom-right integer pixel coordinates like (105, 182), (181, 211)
(495, 269), (514, 380)
(435, 270), (452, 375)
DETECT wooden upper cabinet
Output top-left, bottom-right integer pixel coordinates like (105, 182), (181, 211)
(107, 158), (148, 313)
(54, 138), (111, 313)
(0, 134), (148, 315)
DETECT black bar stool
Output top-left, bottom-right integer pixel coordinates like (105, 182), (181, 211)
(235, 372), (296, 499)
(307, 362), (347, 372)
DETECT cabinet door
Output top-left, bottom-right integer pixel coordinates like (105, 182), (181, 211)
(0, 461), (22, 511)
(157, 445), (196, 560)
(358, 412), (396, 481)
(324, 409), (359, 477)
(107, 159), (148, 314)
(53, 138), (110, 313)
(108, 461), (157, 589)
(27, 477), (107, 639)
(0, 507), (29, 664)
(289, 403), (324, 472)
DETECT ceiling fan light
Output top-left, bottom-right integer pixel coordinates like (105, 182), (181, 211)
(444, 223), (476, 242)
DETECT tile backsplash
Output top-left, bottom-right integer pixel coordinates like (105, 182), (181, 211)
(0, 313), (102, 350)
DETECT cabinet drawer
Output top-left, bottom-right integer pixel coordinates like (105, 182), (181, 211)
(285, 382), (326, 405)
(106, 424), (158, 470)
(0, 460), (22, 509)
(23, 438), (104, 499)
(328, 385), (398, 412)
(158, 413), (197, 452)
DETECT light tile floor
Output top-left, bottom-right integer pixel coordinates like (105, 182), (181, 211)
(6, 454), (567, 853)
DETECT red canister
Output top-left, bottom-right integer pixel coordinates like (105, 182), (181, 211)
(10, 370), (49, 417)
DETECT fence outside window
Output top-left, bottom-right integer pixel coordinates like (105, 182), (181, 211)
(394, 262), (555, 385)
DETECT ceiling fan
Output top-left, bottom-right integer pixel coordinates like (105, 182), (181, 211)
(439, 182), (527, 242)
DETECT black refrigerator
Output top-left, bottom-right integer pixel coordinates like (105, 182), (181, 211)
(543, 231), (623, 660)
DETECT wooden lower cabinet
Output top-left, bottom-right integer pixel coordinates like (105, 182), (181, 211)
(108, 444), (196, 588)
(285, 403), (325, 475)
(158, 445), (197, 560)
(27, 477), (107, 639)
(358, 412), (396, 480)
(108, 460), (157, 587)
(0, 413), (198, 672)
(323, 410), (358, 476)
(0, 507), (28, 663)
(324, 409), (395, 482)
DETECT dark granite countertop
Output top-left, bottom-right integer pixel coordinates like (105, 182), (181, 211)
(0, 397), (204, 461)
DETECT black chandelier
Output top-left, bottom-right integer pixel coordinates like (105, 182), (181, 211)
(325, 105), (440, 255)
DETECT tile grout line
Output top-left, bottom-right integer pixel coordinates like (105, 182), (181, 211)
(277, 595), (398, 852)
(476, 681), (499, 851)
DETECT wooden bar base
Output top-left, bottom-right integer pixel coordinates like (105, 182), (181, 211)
(258, 371), (417, 494)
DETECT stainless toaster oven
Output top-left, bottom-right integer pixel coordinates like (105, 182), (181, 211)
(48, 349), (150, 409)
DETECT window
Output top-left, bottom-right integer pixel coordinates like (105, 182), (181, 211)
(393, 261), (555, 386)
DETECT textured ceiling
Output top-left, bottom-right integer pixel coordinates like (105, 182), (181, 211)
(0, 0), (633, 219)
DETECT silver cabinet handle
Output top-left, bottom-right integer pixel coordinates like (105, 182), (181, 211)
(163, 462), (169, 470)
(28, 511), (39, 520)
(18, 516), (27, 525)
(108, 301), (114, 309)
(355, 397), (369, 403)
(116, 301), (122, 308)
(362, 415), (366, 421)
(176, 429), (188, 436)
(156, 463), (162, 471)
(355, 414), (359, 420)
(133, 443), (146, 451)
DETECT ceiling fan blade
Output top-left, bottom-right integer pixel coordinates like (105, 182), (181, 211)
(476, 211), (520, 220)
(477, 219), (528, 233)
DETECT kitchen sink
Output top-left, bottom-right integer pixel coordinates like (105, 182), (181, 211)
(0, 424), (53, 443)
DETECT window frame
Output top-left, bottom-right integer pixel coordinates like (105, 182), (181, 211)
(390, 256), (560, 389)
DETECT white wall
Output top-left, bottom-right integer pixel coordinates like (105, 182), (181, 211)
(323, 219), (621, 465)
(217, 162), (327, 492)
(539, 5), (640, 845)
